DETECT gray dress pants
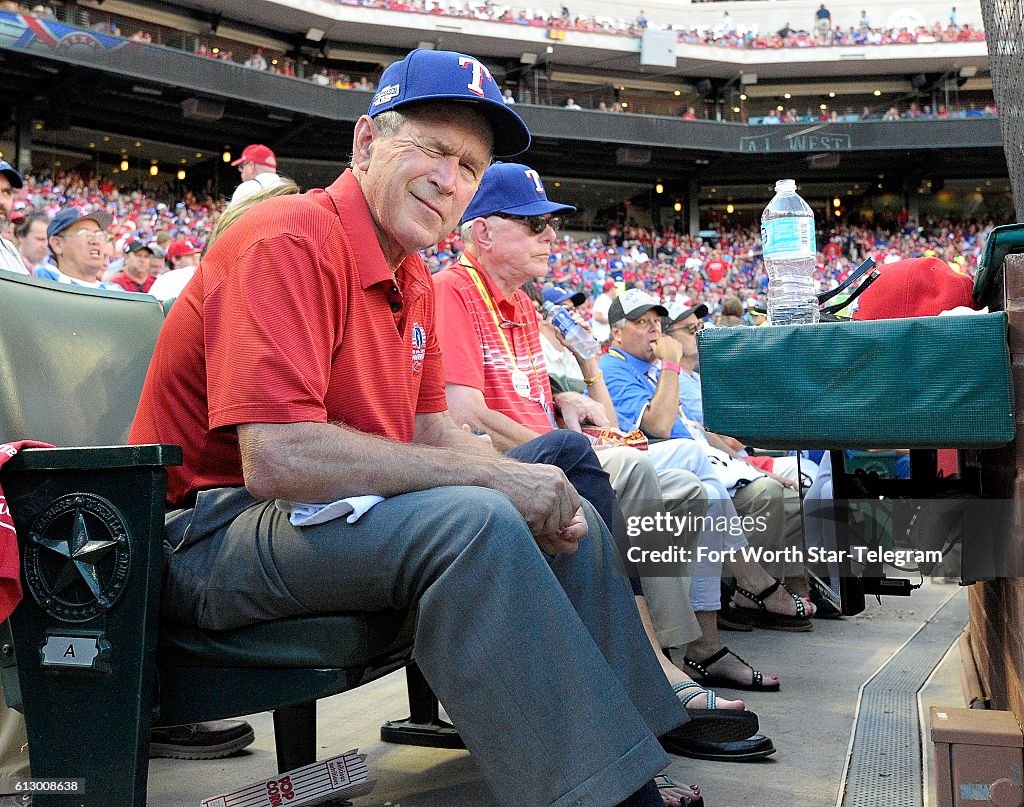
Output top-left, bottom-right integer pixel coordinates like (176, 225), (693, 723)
(162, 483), (685, 807)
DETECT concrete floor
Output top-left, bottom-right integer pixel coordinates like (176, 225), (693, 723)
(149, 580), (969, 807)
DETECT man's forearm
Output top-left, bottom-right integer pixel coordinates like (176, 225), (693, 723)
(239, 421), (514, 502)
(640, 376), (681, 438)
(467, 407), (543, 453)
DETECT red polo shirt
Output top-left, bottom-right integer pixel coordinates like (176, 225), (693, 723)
(111, 273), (155, 294)
(433, 256), (554, 435)
(129, 170), (447, 506)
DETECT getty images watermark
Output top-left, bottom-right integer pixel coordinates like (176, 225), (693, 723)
(612, 497), (1019, 580)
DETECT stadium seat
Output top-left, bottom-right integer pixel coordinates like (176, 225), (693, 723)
(0, 270), (453, 805)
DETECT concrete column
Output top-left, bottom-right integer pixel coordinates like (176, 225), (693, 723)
(907, 192), (921, 226)
(14, 105), (31, 178)
(687, 179), (700, 236)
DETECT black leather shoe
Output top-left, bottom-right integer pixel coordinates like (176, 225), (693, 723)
(660, 733), (776, 762)
(149, 720), (255, 760)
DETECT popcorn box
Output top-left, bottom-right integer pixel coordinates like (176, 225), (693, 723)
(201, 749), (375, 807)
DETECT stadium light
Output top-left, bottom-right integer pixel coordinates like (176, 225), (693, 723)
(306, 27), (326, 42)
(149, 164), (158, 176)
(873, 90), (882, 96)
(833, 197), (841, 208)
(739, 94), (747, 101)
(222, 150), (231, 163)
(726, 204), (734, 214)
(655, 183), (664, 194)
(177, 169), (186, 180)
(673, 201), (682, 212)
(119, 159), (128, 171)
(784, 93), (791, 99)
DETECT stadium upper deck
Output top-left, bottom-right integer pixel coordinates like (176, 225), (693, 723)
(0, 0), (1006, 224)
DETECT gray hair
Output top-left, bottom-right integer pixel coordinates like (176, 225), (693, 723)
(610, 318), (627, 331)
(348, 110), (407, 168)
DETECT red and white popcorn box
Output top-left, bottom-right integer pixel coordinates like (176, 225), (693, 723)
(201, 748), (375, 807)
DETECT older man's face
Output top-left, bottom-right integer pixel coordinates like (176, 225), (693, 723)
(51, 220), (105, 280)
(359, 105), (492, 264)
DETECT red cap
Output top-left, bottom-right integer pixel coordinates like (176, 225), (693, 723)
(230, 144), (277, 169)
(602, 280), (615, 292)
(165, 240), (200, 261)
(854, 257), (976, 320)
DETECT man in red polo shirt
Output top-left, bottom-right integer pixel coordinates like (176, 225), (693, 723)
(110, 239), (156, 294)
(130, 49), (684, 807)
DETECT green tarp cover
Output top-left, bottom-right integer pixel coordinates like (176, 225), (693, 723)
(697, 312), (1014, 449)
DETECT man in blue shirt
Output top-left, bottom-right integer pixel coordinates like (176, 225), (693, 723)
(599, 290), (814, 688)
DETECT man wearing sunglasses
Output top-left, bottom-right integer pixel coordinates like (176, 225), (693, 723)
(436, 163), (771, 771)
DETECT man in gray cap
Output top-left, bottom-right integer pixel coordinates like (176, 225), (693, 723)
(130, 49), (685, 806)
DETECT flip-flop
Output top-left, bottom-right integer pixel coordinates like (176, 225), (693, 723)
(655, 774), (704, 807)
(729, 579), (814, 632)
(663, 681), (759, 742)
(682, 646), (781, 692)
(662, 734), (777, 762)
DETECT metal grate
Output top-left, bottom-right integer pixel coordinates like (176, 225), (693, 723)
(841, 592), (968, 807)
(981, 0), (1024, 220)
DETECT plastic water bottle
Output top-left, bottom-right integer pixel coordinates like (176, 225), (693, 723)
(542, 301), (599, 359)
(761, 179), (819, 325)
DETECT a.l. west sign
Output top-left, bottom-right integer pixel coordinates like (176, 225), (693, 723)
(739, 132), (853, 153)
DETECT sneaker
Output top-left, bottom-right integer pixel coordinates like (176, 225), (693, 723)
(149, 720), (255, 760)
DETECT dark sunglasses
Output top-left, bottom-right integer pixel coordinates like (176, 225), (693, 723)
(492, 213), (561, 234)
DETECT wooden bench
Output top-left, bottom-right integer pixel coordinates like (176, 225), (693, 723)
(0, 270), (458, 805)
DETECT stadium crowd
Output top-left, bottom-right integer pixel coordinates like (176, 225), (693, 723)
(8, 0), (986, 110)
(3, 167), (992, 325)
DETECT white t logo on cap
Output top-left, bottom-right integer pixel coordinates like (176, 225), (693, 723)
(458, 56), (493, 98)
(524, 169), (544, 194)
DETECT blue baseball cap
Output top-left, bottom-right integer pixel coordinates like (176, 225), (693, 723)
(369, 49), (531, 157)
(462, 162), (577, 222)
(542, 287), (587, 308)
(47, 208), (114, 239)
(0, 160), (22, 189)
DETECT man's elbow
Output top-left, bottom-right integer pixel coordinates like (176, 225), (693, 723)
(445, 385), (488, 430)
(241, 451), (283, 500)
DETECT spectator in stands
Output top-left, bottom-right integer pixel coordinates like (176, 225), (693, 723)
(681, 107), (697, 120)
(146, 242), (165, 277)
(128, 48), (688, 807)
(716, 295), (744, 327)
(436, 163), (765, 770)
(592, 278), (619, 343)
(814, 3), (832, 43)
(110, 240), (156, 293)
(661, 300), (811, 595)
(0, 161), (25, 275)
(229, 144), (284, 205)
(564, 97), (583, 110)
(599, 290), (813, 680)
(244, 47), (268, 70)
(502, 87), (516, 104)
(148, 239), (200, 300)
(14, 212), (50, 275)
(44, 209), (119, 289)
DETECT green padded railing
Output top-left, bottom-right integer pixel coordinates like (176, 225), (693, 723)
(698, 312), (1014, 450)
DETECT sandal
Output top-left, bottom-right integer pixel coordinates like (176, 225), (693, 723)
(682, 646), (780, 692)
(728, 578), (814, 632)
(655, 774), (704, 807)
(665, 681), (759, 742)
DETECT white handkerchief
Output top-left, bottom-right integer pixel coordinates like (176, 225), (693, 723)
(276, 495), (385, 527)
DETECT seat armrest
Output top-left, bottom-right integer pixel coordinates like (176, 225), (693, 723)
(4, 444), (182, 471)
